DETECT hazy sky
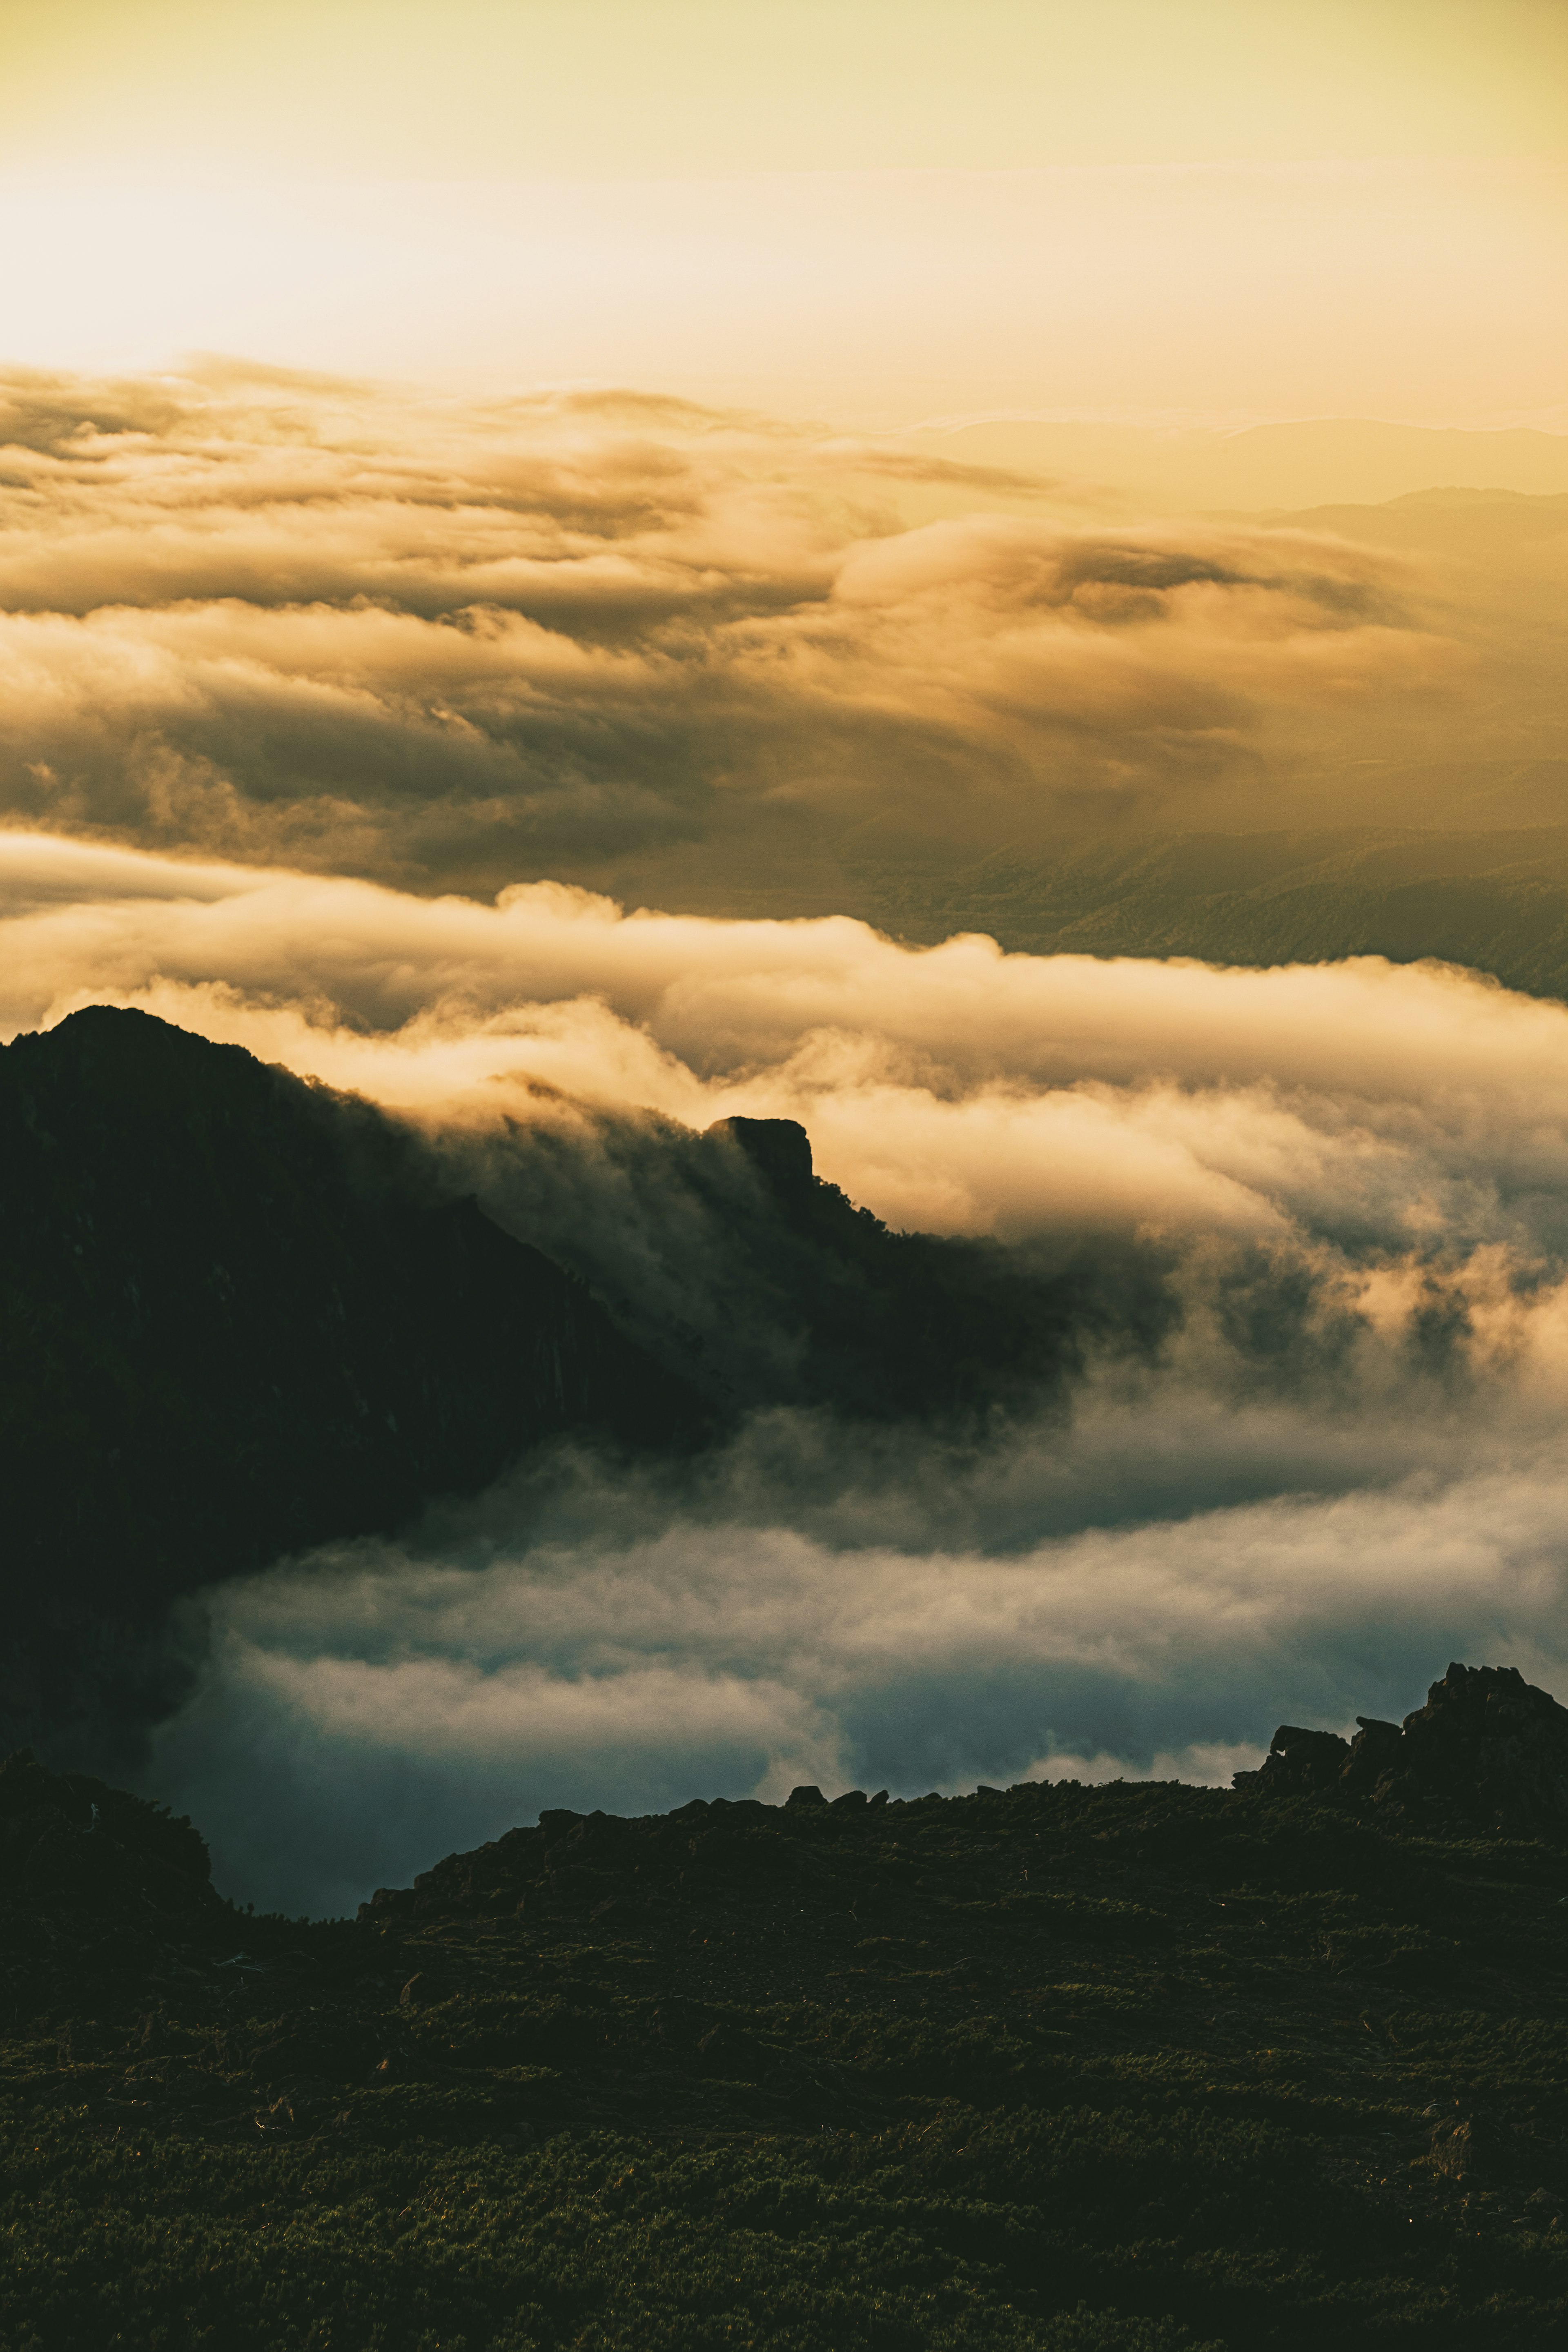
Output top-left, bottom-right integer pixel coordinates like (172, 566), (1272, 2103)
(7, 0), (1562, 176)
(2, 0), (1562, 420)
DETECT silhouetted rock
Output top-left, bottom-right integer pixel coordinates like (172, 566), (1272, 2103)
(1250, 1726), (1353, 1794)
(690, 1107), (1174, 1423)
(0, 1746), (219, 1923)
(1236, 1662), (1568, 1833)
(0, 1007), (702, 1759)
(706, 1116), (814, 1197)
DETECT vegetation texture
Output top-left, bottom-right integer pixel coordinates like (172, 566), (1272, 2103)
(4, 1676), (1567, 2352)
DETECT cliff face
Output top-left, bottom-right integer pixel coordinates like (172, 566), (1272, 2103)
(0, 1010), (1170, 1765)
(0, 1007), (700, 1757)
(679, 1113), (1172, 1422)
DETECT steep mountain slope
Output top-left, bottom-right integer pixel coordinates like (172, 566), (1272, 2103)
(2, 1664), (1566, 2350)
(510, 1110), (1175, 1427)
(0, 1006), (699, 1757)
(1, 1010), (1157, 1766)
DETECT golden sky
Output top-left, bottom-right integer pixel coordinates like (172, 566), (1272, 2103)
(5, 0), (1564, 177)
(2, 0), (1562, 421)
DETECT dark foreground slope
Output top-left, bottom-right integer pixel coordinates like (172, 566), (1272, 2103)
(0, 1007), (697, 1757)
(4, 1669), (1567, 2352)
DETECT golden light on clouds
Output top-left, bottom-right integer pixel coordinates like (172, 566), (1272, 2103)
(6, 0), (1568, 1870)
(3, 369), (1561, 917)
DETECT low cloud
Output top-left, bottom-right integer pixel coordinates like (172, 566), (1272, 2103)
(13, 821), (1568, 1909)
(10, 831), (1568, 1272)
(152, 1415), (1568, 1916)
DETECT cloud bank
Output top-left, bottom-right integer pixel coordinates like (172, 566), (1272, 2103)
(11, 829), (1568, 1259)
(10, 831), (1568, 1909)
(1, 365), (1528, 912)
(154, 1434), (1568, 1917)
(3, 362), (1561, 1911)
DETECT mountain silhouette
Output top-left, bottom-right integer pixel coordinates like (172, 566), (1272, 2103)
(2, 1009), (1170, 1764)
(0, 1007), (699, 1759)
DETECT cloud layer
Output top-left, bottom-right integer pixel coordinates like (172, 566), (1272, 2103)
(154, 1412), (1568, 1917)
(1, 365), (1516, 908)
(12, 828), (1568, 1262)
(3, 361), (1561, 1911)
(11, 831), (1568, 1909)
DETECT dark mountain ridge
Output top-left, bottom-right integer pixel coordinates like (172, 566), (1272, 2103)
(0, 1006), (699, 1759)
(2, 1662), (1566, 2349)
(0, 1008), (1154, 1765)
(655, 1111), (1171, 1423)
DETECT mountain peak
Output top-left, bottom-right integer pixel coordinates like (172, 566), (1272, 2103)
(705, 1115), (814, 1194)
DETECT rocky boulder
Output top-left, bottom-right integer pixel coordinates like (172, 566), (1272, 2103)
(1236, 1663), (1568, 1833)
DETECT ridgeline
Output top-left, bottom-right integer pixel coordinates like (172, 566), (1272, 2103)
(3, 1664), (1567, 2350)
(0, 1007), (700, 1764)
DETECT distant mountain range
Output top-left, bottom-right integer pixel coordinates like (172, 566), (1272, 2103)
(912, 416), (1568, 509)
(842, 822), (1568, 998)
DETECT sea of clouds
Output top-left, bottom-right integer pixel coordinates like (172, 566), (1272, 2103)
(1, 360), (1521, 915)
(8, 829), (1568, 1913)
(3, 365), (1565, 1913)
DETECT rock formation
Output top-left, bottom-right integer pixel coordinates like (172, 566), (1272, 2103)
(0, 1006), (702, 1762)
(1235, 1662), (1568, 1833)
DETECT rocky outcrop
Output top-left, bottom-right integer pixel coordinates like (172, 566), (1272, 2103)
(1235, 1662), (1568, 1833)
(0, 1007), (704, 1761)
(0, 1745), (219, 1920)
(705, 1115), (815, 1198)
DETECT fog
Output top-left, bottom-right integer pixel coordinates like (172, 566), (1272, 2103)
(149, 1388), (1568, 1918)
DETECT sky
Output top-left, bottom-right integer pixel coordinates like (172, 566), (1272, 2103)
(1, 0), (1563, 420)
(3, 0), (1567, 1909)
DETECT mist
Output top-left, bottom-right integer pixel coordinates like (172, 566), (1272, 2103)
(148, 1358), (1568, 1917)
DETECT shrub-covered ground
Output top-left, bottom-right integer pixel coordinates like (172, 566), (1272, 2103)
(3, 1747), (1566, 2350)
